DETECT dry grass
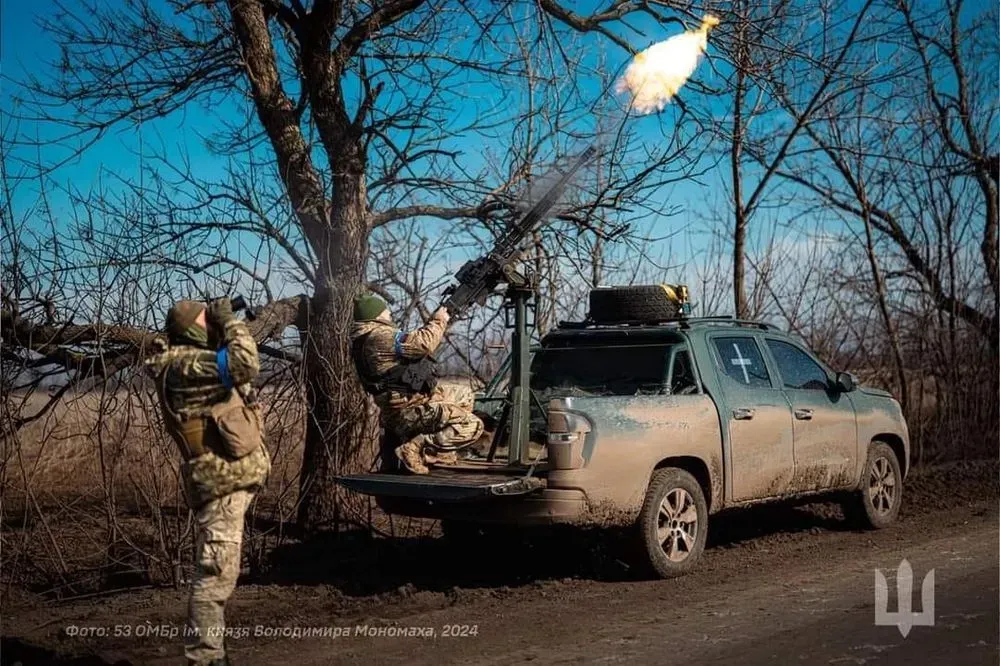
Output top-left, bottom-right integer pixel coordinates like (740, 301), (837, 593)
(1, 379), (475, 598)
(2, 385), (309, 597)
(5, 388), (304, 506)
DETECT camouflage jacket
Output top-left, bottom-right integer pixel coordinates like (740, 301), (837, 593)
(350, 317), (445, 410)
(146, 316), (270, 507)
(146, 317), (260, 419)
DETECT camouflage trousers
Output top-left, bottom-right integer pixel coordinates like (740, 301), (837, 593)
(185, 489), (253, 665)
(382, 384), (484, 456)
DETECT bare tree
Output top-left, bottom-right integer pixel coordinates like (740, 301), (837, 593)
(770, 0), (997, 343)
(760, 0), (997, 455)
(706, 0), (881, 318)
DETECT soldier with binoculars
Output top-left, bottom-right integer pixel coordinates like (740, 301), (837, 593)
(146, 296), (269, 666)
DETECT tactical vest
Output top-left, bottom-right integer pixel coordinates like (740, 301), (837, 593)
(157, 365), (220, 460)
(352, 332), (438, 396)
(157, 362), (263, 461)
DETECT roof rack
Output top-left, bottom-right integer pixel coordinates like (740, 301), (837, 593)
(556, 316), (772, 331)
(681, 316), (772, 330)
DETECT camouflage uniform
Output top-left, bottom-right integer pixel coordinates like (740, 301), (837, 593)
(146, 301), (270, 666)
(351, 313), (484, 474)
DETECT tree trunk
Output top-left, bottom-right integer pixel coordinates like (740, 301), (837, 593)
(227, 0), (381, 533)
(733, 211), (748, 319)
(731, 6), (749, 320)
(296, 167), (377, 533)
(296, 290), (375, 533)
(861, 206), (908, 410)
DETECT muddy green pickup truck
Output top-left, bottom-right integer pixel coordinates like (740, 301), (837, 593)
(340, 310), (909, 578)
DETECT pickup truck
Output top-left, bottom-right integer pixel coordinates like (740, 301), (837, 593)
(339, 311), (909, 578)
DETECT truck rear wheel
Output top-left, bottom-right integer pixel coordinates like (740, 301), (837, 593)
(845, 441), (903, 529)
(636, 468), (708, 578)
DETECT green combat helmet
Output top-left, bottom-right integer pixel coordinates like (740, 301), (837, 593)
(353, 293), (388, 322)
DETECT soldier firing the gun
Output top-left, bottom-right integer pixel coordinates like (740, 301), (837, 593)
(351, 295), (485, 474)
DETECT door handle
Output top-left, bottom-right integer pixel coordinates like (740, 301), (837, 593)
(732, 408), (755, 420)
(794, 408), (814, 420)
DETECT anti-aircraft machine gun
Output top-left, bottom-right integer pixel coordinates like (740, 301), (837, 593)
(438, 144), (598, 466)
(333, 12), (714, 519)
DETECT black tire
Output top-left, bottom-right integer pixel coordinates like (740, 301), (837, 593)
(845, 441), (903, 529)
(635, 468), (708, 578)
(589, 286), (683, 323)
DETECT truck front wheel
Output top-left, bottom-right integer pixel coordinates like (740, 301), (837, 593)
(636, 468), (708, 578)
(845, 441), (903, 529)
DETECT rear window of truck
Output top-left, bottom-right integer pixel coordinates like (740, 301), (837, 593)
(530, 344), (673, 396)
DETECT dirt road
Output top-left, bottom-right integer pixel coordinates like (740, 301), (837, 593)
(4, 462), (997, 665)
(227, 503), (1000, 666)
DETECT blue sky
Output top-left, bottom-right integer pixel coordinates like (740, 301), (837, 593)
(2, 1), (246, 205)
(1, 3), (721, 187)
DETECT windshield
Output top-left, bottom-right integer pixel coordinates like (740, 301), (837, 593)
(530, 344), (674, 397)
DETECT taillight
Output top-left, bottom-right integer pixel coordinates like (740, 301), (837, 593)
(547, 408), (590, 469)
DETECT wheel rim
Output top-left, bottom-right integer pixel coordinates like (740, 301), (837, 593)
(656, 488), (698, 562)
(868, 455), (897, 515)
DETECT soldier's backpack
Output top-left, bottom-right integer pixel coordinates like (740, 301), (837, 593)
(210, 388), (264, 459)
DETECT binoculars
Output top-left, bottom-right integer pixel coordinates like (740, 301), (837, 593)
(206, 294), (254, 320)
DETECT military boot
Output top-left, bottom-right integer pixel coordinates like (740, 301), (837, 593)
(395, 441), (429, 474)
(425, 449), (458, 466)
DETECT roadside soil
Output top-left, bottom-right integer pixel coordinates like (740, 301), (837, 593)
(3, 459), (997, 665)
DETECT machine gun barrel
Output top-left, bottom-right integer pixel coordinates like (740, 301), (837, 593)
(441, 144), (598, 316)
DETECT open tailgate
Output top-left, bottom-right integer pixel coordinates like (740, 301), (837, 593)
(335, 470), (544, 502)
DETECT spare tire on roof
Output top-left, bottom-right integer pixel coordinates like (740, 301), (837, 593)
(589, 285), (687, 323)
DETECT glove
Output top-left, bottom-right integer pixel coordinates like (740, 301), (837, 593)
(432, 306), (451, 327)
(205, 298), (233, 344)
(206, 297), (234, 327)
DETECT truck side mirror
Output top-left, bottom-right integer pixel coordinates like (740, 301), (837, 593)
(835, 371), (857, 393)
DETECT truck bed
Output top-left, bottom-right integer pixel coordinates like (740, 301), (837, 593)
(336, 466), (545, 502)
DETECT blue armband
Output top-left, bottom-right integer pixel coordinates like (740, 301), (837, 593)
(393, 331), (406, 358)
(216, 347), (234, 389)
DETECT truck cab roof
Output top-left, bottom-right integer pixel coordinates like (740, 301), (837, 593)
(543, 317), (778, 346)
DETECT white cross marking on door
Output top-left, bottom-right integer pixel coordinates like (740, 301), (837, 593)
(731, 343), (752, 384)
